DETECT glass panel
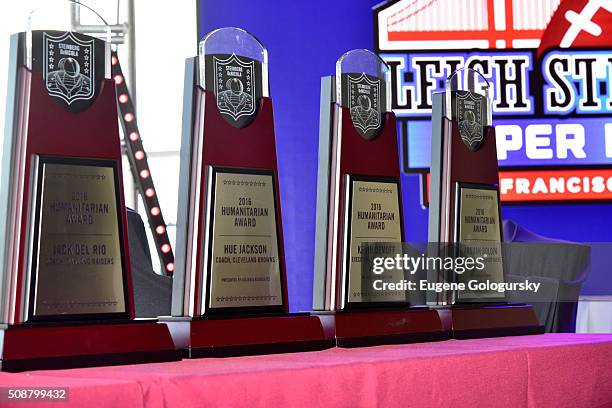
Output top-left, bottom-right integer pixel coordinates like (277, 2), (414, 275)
(198, 27), (268, 97)
(445, 68), (492, 126)
(335, 49), (390, 112)
(335, 49), (390, 140)
(25, 0), (110, 78)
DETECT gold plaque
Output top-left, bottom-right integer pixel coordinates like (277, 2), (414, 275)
(207, 169), (283, 309)
(456, 184), (504, 300)
(346, 178), (404, 304)
(30, 159), (126, 318)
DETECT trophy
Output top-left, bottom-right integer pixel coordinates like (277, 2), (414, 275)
(428, 68), (543, 338)
(167, 27), (329, 357)
(312, 49), (446, 347)
(0, 1), (178, 371)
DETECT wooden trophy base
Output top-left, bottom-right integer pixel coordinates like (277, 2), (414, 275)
(436, 304), (545, 339)
(315, 308), (449, 348)
(160, 313), (333, 358)
(0, 320), (181, 372)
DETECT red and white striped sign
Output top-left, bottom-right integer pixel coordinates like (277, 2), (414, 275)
(377, 0), (562, 50)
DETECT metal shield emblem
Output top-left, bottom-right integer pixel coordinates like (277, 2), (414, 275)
(347, 73), (383, 140)
(44, 32), (95, 106)
(213, 54), (257, 128)
(456, 91), (484, 151)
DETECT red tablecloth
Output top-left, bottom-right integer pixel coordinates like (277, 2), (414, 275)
(0, 334), (611, 407)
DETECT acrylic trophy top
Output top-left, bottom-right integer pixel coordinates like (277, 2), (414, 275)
(20, 1), (111, 111)
(445, 68), (492, 151)
(336, 49), (390, 140)
(445, 68), (492, 125)
(199, 27), (268, 128)
(25, 0), (111, 77)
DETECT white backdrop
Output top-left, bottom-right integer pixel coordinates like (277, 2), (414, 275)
(0, 0), (197, 272)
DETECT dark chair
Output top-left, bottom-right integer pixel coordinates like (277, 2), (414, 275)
(126, 208), (172, 318)
(503, 220), (590, 332)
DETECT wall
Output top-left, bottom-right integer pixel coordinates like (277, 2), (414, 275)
(199, 0), (612, 311)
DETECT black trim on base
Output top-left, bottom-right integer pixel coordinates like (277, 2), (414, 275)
(191, 311), (312, 321)
(185, 339), (335, 358)
(336, 330), (450, 348)
(452, 324), (545, 340)
(1, 349), (182, 373)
